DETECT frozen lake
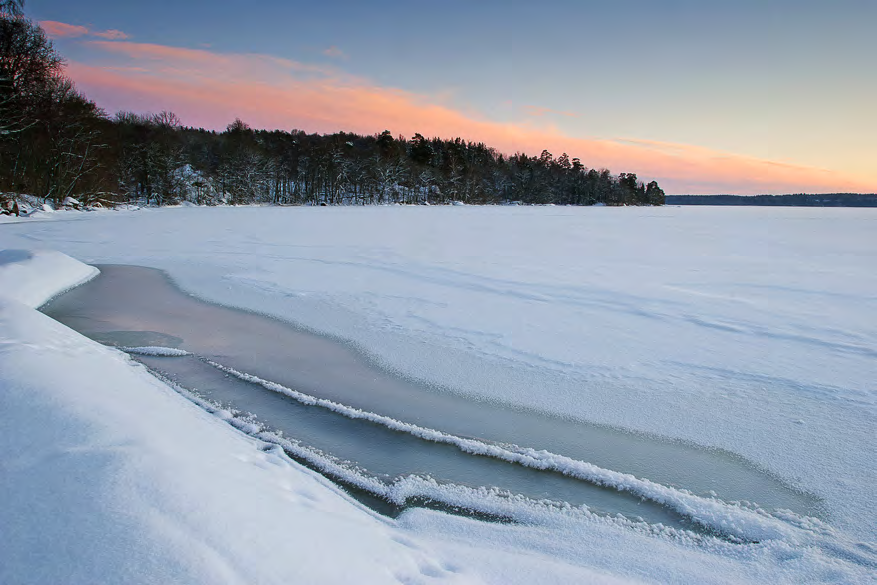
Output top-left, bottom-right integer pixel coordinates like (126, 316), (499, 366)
(4, 204), (875, 582)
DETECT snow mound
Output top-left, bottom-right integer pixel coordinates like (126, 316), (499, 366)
(0, 298), (481, 584)
(0, 249), (98, 308)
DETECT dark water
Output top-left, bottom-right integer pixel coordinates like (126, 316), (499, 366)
(42, 265), (822, 527)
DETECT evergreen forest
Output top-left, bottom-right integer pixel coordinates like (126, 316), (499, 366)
(1, 2), (665, 208)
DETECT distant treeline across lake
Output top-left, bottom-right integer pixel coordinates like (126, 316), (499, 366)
(666, 194), (877, 207)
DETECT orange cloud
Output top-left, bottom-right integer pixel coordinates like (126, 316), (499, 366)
(64, 41), (875, 195)
(40, 20), (130, 41)
(523, 105), (579, 119)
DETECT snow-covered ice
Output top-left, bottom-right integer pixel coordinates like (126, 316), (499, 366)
(1, 205), (876, 583)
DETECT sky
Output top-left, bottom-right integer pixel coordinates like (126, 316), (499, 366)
(27, 0), (877, 194)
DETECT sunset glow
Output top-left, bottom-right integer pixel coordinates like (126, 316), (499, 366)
(33, 1), (877, 194)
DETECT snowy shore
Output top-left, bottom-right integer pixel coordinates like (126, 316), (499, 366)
(2, 206), (875, 583)
(1, 251), (638, 584)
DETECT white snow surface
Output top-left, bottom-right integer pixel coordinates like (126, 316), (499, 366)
(0, 248), (98, 307)
(1, 206), (876, 583)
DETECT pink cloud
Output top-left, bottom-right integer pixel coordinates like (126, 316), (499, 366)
(40, 20), (89, 39)
(64, 42), (875, 195)
(86, 41), (338, 79)
(92, 29), (129, 40)
(39, 20), (129, 41)
(86, 40), (232, 65)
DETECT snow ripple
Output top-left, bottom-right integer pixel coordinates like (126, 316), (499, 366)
(159, 372), (695, 541)
(140, 358), (877, 571)
(123, 346), (192, 357)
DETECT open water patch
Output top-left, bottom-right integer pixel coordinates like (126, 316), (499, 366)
(41, 264), (825, 536)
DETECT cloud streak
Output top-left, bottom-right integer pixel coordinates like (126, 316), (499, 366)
(91, 29), (129, 41)
(323, 46), (347, 60)
(40, 21), (89, 38)
(523, 105), (579, 119)
(63, 38), (874, 194)
(41, 20), (129, 41)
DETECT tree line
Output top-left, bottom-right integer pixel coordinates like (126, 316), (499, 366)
(1, 3), (665, 208)
(666, 194), (877, 207)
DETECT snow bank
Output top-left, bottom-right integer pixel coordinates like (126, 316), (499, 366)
(0, 250), (640, 584)
(0, 252), (662, 584)
(0, 249), (98, 308)
(0, 296), (481, 584)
